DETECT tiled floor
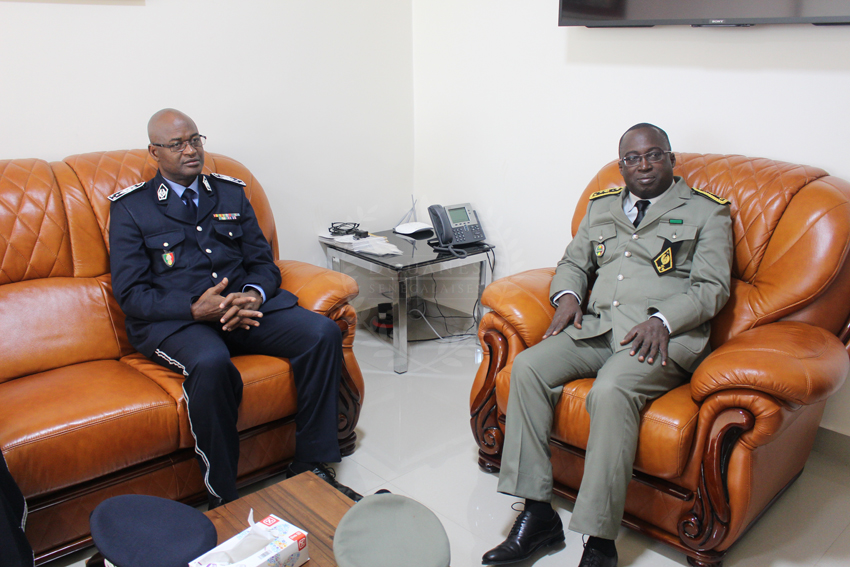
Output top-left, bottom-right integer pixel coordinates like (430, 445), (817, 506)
(55, 320), (850, 567)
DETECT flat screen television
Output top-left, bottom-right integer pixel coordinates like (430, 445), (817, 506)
(559, 0), (850, 27)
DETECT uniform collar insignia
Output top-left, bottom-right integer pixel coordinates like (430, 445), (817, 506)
(157, 183), (169, 201)
(203, 176), (213, 193)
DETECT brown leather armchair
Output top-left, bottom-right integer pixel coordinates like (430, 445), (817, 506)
(0, 150), (364, 564)
(470, 153), (850, 567)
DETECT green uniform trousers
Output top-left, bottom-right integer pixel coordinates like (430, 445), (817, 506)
(496, 330), (688, 539)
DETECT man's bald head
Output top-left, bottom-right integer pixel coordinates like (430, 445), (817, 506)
(147, 108), (205, 186)
(148, 108), (197, 144)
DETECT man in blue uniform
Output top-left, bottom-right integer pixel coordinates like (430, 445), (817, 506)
(109, 109), (360, 507)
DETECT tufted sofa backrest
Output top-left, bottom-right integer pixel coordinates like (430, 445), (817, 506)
(0, 151), (279, 384)
(571, 153), (850, 348)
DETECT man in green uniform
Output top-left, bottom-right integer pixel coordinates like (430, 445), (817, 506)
(483, 124), (733, 567)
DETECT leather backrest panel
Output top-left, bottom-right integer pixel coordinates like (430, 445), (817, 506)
(0, 277), (123, 383)
(1, 159), (76, 283)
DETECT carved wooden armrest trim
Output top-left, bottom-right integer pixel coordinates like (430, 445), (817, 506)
(678, 407), (755, 551)
(470, 330), (508, 456)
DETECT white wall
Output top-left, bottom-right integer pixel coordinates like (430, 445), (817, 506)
(411, 1), (850, 434)
(0, 0), (414, 266)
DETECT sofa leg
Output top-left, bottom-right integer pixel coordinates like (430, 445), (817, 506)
(477, 450), (501, 473)
(687, 555), (722, 567)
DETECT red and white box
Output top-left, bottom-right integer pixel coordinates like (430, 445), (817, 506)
(190, 513), (309, 567)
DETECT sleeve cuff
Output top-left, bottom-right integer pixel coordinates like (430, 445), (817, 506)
(551, 290), (580, 308)
(651, 312), (671, 334)
(243, 284), (266, 304)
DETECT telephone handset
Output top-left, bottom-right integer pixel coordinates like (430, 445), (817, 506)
(427, 203), (486, 257)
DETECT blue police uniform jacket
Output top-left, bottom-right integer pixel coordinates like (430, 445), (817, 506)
(109, 171), (298, 358)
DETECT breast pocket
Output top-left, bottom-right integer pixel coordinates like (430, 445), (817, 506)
(212, 223), (244, 262)
(144, 230), (185, 273)
(589, 222), (618, 265)
(656, 223), (698, 268)
(212, 223), (243, 242)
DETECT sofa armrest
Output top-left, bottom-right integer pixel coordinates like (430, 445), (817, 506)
(481, 268), (557, 349)
(275, 260), (359, 315)
(691, 321), (849, 406)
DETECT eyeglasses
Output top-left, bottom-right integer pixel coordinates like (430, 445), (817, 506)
(619, 150), (672, 167)
(151, 135), (206, 153)
(329, 222), (360, 236)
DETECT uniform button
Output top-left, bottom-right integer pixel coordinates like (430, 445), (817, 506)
(205, 249), (212, 254)
(672, 234), (678, 239)
(196, 226), (203, 232)
(598, 235), (604, 241)
(613, 300), (620, 307)
(617, 274), (624, 281)
(632, 234), (639, 240)
(228, 231), (233, 237)
(212, 272), (218, 278)
(163, 242), (169, 247)
(625, 251), (631, 257)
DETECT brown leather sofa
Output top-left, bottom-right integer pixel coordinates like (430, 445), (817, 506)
(0, 150), (364, 564)
(470, 153), (850, 567)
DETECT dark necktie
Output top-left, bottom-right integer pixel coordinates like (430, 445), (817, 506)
(633, 199), (650, 228)
(182, 187), (197, 219)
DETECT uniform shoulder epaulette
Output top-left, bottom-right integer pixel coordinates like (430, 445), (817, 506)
(692, 187), (730, 205)
(108, 182), (145, 202)
(210, 172), (246, 187)
(588, 186), (624, 200)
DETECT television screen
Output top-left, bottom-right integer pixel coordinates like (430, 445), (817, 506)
(559, 0), (850, 27)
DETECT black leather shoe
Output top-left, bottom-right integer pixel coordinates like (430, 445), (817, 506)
(578, 544), (618, 567)
(207, 495), (226, 511)
(287, 463), (363, 502)
(482, 509), (564, 565)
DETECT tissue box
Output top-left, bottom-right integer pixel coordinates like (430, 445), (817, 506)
(189, 514), (308, 567)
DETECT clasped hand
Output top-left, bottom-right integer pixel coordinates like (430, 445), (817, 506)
(190, 277), (263, 331)
(542, 295), (669, 365)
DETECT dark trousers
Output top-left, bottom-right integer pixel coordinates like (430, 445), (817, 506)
(1, 452), (33, 567)
(152, 305), (342, 502)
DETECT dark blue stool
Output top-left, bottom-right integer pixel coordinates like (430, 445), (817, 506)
(90, 495), (217, 567)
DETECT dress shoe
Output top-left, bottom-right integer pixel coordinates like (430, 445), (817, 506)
(482, 509), (564, 565)
(287, 463), (363, 502)
(207, 495), (226, 511)
(578, 543), (618, 567)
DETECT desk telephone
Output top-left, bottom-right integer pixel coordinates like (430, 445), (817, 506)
(427, 203), (486, 257)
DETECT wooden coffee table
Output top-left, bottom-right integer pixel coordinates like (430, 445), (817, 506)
(204, 471), (355, 566)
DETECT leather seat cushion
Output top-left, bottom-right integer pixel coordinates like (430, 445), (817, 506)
(123, 353), (296, 449)
(497, 367), (699, 479)
(0, 360), (179, 498)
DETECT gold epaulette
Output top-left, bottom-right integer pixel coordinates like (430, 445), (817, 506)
(692, 187), (730, 205)
(588, 186), (624, 200)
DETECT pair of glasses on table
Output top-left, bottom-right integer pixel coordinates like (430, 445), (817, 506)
(328, 222), (369, 239)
